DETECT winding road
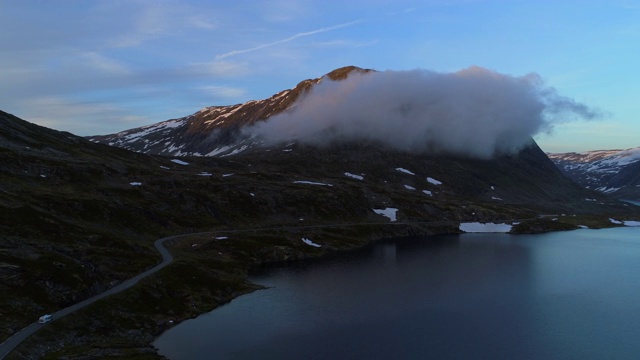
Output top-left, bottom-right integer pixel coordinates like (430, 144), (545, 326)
(0, 232), (202, 359)
(0, 220), (521, 359)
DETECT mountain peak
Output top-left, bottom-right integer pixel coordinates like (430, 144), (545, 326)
(323, 66), (372, 81)
(88, 66), (376, 157)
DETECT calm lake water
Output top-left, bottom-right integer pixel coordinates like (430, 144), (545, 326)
(154, 227), (640, 360)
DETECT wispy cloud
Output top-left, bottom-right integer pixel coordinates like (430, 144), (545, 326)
(261, 0), (311, 23)
(215, 20), (362, 60)
(81, 52), (131, 75)
(19, 96), (151, 135)
(199, 85), (247, 99)
(107, 2), (218, 48)
(311, 39), (379, 48)
(185, 60), (250, 77)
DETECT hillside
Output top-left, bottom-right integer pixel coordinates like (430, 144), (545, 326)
(2, 100), (639, 356)
(548, 148), (640, 200)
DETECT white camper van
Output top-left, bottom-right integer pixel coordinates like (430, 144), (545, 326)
(38, 314), (52, 323)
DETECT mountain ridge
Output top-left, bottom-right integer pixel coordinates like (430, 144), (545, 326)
(548, 147), (640, 199)
(88, 66), (372, 157)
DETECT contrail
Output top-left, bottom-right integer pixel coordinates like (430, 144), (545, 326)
(215, 20), (362, 60)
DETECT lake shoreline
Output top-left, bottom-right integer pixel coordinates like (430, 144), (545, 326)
(152, 215), (630, 357)
(10, 216), (633, 359)
(155, 226), (640, 359)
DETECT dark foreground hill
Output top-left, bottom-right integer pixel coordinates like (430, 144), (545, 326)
(1, 105), (638, 358)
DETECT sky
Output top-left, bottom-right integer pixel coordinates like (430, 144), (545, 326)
(1, 0), (638, 153)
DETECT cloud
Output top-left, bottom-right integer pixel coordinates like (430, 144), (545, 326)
(260, 0), (311, 23)
(215, 20), (362, 60)
(185, 60), (250, 77)
(199, 85), (247, 99)
(106, 2), (219, 48)
(17, 96), (151, 136)
(245, 67), (602, 158)
(81, 52), (131, 75)
(311, 39), (379, 48)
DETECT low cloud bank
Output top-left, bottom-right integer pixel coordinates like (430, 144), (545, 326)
(245, 67), (601, 158)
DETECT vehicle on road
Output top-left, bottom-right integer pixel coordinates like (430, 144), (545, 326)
(38, 315), (52, 324)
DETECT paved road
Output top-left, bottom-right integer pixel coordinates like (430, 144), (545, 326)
(0, 219), (526, 359)
(0, 232), (208, 359)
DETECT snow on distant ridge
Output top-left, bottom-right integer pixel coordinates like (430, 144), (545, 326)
(596, 147), (640, 167)
(548, 147), (640, 195)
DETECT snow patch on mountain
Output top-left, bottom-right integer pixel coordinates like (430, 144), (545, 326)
(344, 172), (364, 180)
(302, 238), (322, 247)
(427, 177), (442, 185)
(293, 181), (333, 186)
(373, 208), (398, 222)
(396, 168), (415, 175)
(459, 222), (512, 233)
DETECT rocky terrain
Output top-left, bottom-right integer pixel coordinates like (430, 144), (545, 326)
(3, 66), (640, 358)
(88, 66), (372, 157)
(548, 147), (640, 200)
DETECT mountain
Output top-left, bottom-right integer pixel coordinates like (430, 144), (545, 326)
(548, 147), (640, 200)
(88, 66), (372, 157)
(4, 68), (640, 358)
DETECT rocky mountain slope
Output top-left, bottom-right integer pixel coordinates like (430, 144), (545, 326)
(548, 148), (640, 200)
(88, 66), (371, 157)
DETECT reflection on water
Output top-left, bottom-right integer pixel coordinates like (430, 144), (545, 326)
(155, 227), (640, 360)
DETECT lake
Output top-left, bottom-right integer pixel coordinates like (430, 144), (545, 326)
(154, 227), (640, 359)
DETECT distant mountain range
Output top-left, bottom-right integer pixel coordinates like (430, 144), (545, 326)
(548, 148), (640, 200)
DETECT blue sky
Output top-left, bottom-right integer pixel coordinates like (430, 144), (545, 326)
(1, 0), (638, 152)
